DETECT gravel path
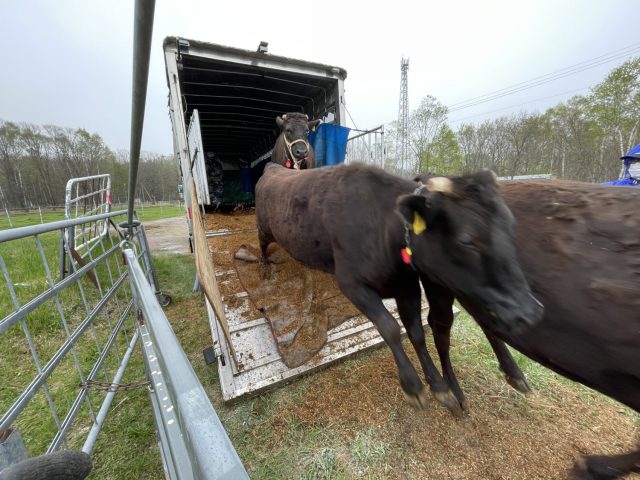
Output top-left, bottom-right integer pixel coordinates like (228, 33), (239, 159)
(142, 216), (190, 254)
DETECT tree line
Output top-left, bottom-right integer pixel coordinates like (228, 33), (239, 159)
(385, 57), (640, 182)
(0, 122), (179, 210)
(2, 57), (638, 211)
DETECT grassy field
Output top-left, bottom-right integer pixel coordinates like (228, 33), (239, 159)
(2, 249), (639, 479)
(0, 204), (184, 230)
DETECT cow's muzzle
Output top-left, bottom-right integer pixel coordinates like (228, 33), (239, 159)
(487, 291), (544, 335)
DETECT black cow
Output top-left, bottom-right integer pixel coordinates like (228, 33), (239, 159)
(271, 112), (320, 169)
(414, 175), (640, 479)
(255, 162), (543, 415)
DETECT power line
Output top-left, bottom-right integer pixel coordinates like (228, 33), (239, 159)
(447, 42), (640, 113)
(449, 42), (640, 108)
(449, 86), (590, 124)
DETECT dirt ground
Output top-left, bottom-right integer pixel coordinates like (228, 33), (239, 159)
(142, 217), (190, 254)
(280, 346), (640, 480)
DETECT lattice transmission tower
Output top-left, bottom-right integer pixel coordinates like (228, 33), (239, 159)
(396, 57), (410, 175)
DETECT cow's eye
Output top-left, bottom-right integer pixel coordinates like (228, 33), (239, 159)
(458, 233), (475, 248)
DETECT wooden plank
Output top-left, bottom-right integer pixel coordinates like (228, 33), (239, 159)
(190, 180), (238, 365)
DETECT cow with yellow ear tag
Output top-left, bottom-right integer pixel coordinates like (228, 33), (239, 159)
(255, 162), (542, 416)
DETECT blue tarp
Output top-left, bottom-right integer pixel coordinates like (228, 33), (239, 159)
(602, 143), (640, 186)
(309, 123), (351, 167)
(240, 166), (252, 192)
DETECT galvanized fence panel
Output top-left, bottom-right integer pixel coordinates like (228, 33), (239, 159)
(345, 125), (385, 167)
(1, 209), (137, 458)
(61, 174), (112, 279)
(64, 174), (112, 250)
(0, 209), (246, 478)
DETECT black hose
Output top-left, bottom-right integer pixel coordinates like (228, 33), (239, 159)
(0, 451), (92, 480)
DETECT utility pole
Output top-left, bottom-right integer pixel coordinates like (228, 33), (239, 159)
(396, 57), (410, 175)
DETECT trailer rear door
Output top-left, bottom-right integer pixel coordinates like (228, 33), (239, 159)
(187, 109), (210, 205)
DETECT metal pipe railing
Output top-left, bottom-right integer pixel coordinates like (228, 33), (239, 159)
(82, 329), (139, 454)
(124, 248), (248, 479)
(126, 0), (156, 236)
(0, 273), (129, 432)
(0, 209), (127, 243)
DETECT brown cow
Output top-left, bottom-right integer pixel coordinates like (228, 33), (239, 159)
(271, 112), (320, 169)
(414, 176), (640, 479)
(255, 162), (543, 415)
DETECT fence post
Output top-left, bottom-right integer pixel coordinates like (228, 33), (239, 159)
(4, 208), (12, 228)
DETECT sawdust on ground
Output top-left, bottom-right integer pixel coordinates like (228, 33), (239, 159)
(277, 345), (640, 480)
(205, 209), (358, 367)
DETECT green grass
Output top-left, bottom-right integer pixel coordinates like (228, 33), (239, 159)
(0, 204), (184, 230)
(131, 204), (184, 223)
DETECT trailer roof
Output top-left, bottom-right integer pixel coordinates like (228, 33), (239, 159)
(164, 37), (346, 163)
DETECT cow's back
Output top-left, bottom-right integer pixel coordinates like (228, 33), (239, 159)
(496, 180), (640, 408)
(255, 163), (409, 278)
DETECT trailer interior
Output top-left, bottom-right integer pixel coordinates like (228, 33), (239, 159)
(164, 37), (347, 207)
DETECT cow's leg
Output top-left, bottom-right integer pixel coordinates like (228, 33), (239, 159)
(257, 223), (272, 280)
(395, 281), (464, 417)
(480, 326), (531, 394)
(419, 276), (467, 412)
(335, 276), (428, 410)
(572, 446), (640, 480)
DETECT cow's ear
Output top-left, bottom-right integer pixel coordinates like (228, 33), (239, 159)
(276, 116), (285, 128)
(396, 193), (436, 233)
(474, 169), (497, 186)
(308, 119), (321, 132)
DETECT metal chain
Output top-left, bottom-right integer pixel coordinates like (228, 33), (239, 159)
(79, 379), (151, 392)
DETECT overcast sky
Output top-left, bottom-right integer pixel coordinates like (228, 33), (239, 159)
(1, 0), (638, 154)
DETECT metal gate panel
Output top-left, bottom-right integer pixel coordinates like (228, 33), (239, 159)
(64, 174), (112, 253)
(345, 125), (385, 167)
(1, 207), (247, 478)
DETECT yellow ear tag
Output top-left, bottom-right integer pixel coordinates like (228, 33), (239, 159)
(412, 212), (427, 235)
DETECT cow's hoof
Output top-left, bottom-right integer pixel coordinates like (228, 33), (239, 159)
(570, 456), (624, 480)
(570, 457), (595, 480)
(433, 390), (464, 418)
(234, 246), (259, 262)
(402, 388), (429, 410)
(506, 375), (531, 394)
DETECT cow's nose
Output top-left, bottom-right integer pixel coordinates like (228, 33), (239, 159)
(293, 145), (308, 158)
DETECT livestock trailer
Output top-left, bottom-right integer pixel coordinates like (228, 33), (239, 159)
(163, 37), (439, 402)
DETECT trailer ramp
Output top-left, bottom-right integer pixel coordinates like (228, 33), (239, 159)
(199, 210), (458, 403)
